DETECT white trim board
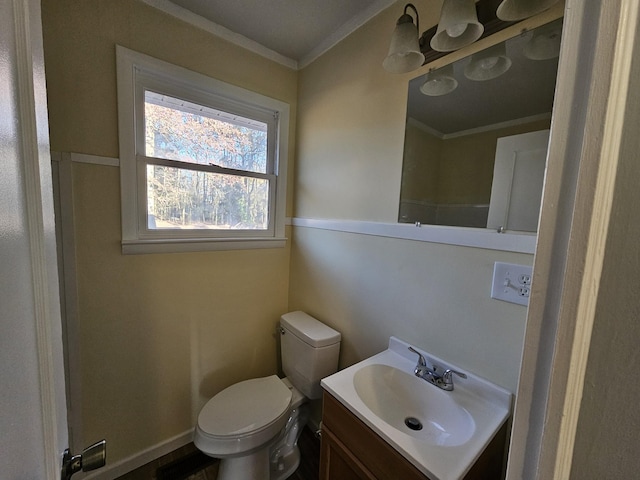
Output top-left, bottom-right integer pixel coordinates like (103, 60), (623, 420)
(292, 217), (536, 254)
(50, 151), (120, 167)
(70, 152), (119, 167)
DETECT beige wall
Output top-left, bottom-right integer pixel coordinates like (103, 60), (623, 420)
(402, 119), (551, 206)
(401, 123), (441, 205)
(438, 119), (551, 204)
(291, 0), (532, 394)
(42, 0), (541, 468)
(41, 0), (296, 464)
(293, 2), (442, 222)
(289, 227), (532, 391)
(41, 1), (640, 476)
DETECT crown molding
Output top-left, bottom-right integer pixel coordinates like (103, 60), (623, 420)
(141, 0), (298, 70)
(298, 0), (396, 69)
(142, 0), (396, 71)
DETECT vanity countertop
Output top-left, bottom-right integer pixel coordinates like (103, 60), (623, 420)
(321, 336), (512, 480)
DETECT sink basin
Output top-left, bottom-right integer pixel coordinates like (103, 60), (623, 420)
(321, 336), (512, 480)
(353, 364), (475, 446)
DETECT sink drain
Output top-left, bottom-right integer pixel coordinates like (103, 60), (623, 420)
(404, 417), (423, 431)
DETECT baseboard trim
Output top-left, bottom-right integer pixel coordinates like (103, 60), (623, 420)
(83, 429), (194, 479)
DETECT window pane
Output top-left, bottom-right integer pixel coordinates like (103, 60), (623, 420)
(146, 165), (269, 230)
(144, 91), (268, 174)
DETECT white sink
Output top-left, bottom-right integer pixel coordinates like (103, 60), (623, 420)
(321, 337), (512, 480)
(353, 364), (475, 446)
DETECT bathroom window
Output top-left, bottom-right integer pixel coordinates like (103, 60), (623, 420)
(116, 46), (289, 254)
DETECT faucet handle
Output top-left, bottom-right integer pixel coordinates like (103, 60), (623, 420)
(442, 369), (467, 384)
(408, 346), (427, 367)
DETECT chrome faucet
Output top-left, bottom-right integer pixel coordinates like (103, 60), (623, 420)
(441, 368), (467, 391)
(408, 346), (439, 383)
(408, 346), (467, 391)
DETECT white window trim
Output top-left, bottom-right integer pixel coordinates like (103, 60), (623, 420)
(116, 45), (289, 254)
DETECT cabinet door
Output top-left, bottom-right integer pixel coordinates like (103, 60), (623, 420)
(321, 391), (507, 480)
(321, 392), (429, 480)
(320, 427), (376, 480)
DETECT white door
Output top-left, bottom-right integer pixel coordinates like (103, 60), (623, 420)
(487, 129), (550, 232)
(0, 0), (68, 477)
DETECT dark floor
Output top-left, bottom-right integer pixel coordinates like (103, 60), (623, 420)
(115, 427), (320, 480)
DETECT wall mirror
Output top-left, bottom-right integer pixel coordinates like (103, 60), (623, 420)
(398, 18), (562, 233)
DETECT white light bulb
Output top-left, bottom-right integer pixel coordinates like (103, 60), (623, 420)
(479, 57), (499, 70)
(446, 23), (467, 38)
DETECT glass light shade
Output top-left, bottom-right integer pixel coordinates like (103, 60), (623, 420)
(496, 0), (560, 21)
(523, 24), (562, 60)
(383, 14), (425, 74)
(420, 65), (458, 96)
(430, 0), (484, 52)
(464, 43), (512, 81)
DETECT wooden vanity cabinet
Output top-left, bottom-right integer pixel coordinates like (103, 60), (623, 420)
(319, 391), (507, 480)
(320, 391), (427, 479)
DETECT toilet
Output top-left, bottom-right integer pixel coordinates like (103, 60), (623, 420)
(194, 311), (341, 480)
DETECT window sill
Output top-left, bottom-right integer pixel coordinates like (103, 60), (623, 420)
(121, 236), (287, 255)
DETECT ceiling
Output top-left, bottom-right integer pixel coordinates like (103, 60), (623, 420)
(142, 0), (396, 69)
(141, 1), (562, 134)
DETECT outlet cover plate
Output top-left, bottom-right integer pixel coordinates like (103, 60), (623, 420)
(491, 262), (533, 306)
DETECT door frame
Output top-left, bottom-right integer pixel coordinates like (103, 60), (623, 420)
(6, 0), (69, 477)
(507, 0), (639, 477)
(22, 0), (640, 478)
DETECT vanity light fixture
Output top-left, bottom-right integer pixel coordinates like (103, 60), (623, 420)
(382, 3), (425, 74)
(464, 42), (512, 80)
(496, 0), (561, 21)
(383, 0), (562, 74)
(523, 21), (562, 60)
(420, 64), (458, 96)
(430, 0), (484, 52)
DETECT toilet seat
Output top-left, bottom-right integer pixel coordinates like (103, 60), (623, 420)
(195, 375), (293, 457)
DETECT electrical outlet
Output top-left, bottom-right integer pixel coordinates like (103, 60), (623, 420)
(518, 274), (532, 285)
(491, 262), (533, 306)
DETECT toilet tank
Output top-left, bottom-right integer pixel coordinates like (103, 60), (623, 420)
(280, 311), (341, 400)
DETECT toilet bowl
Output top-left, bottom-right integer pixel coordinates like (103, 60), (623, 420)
(194, 311), (341, 480)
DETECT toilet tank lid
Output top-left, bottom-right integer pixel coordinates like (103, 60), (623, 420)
(281, 311), (341, 347)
